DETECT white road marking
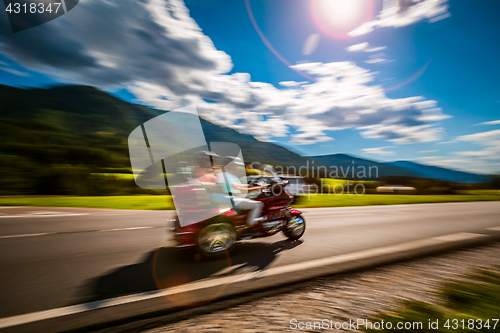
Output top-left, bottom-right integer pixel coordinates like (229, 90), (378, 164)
(307, 217), (399, 229)
(0, 231), (490, 330)
(487, 226), (500, 231)
(0, 233), (52, 239)
(0, 226), (156, 239)
(323, 213), (370, 217)
(211, 263), (247, 277)
(434, 232), (484, 242)
(31, 211), (62, 215)
(99, 226), (155, 232)
(0, 212), (89, 219)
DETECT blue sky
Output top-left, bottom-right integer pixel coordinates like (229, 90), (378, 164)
(0, 0), (499, 173)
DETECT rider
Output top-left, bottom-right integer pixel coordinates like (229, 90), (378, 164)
(191, 150), (218, 186)
(216, 156), (267, 229)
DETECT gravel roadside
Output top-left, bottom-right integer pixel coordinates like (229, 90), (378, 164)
(96, 242), (500, 333)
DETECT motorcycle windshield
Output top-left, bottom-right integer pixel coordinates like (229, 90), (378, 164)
(257, 164), (280, 180)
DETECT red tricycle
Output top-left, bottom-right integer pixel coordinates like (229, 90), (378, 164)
(169, 165), (306, 258)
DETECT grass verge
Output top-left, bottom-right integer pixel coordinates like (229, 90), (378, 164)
(366, 267), (500, 332)
(0, 195), (174, 210)
(0, 194), (498, 210)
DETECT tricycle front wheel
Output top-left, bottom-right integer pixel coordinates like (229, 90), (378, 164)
(283, 214), (305, 240)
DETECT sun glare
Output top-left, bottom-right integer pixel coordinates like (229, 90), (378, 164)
(311, 0), (374, 39)
(325, 0), (358, 17)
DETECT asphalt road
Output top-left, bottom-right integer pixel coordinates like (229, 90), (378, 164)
(0, 202), (499, 319)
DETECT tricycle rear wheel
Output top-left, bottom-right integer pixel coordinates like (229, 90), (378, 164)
(196, 220), (237, 259)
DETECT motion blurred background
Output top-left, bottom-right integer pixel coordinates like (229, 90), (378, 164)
(1, 2), (500, 332)
(0, 0), (499, 204)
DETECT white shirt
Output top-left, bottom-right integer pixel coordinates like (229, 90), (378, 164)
(216, 172), (242, 195)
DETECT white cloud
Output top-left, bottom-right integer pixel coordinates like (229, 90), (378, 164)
(365, 58), (386, 64)
(417, 114), (451, 122)
(421, 157), (500, 174)
(421, 158), (473, 169)
(131, 58), (448, 144)
(415, 129), (500, 173)
(360, 124), (444, 144)
(0, 0), (449, 145)
(477, 119), (500, 126)
(433, 129), (500, 173)
(0, 66), (30, 77)
(345, 42), (387, 53)
(367, 46), (387, 53)
(0, 0), (233, 92)
(417, 156), (440, 160)
(346, 42), (368, 52)
(349, 0), (450, 36)
(362, 147), (395, 156)
(290, 132), (333, 145)
(364, 52), (393, 64)
(279, 81), (302, 87)
(456, 129), (500, 143)
(418, 150), (437, 153)
(453, 150), (499, 160)
(0, 59), (29, 76)
(428, 12), (451, 23)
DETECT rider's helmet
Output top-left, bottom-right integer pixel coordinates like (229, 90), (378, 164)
(220, 156), (245, 167)
(195, 150), (219, 167)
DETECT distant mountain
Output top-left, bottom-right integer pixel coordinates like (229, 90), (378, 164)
(0, 84), (490, 195)
(311, 153), (420, 179)
(385, 161), (491, 184)
(0, 84), (308, 167)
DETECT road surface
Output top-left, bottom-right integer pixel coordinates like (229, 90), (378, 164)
(0, 202), (499, 320)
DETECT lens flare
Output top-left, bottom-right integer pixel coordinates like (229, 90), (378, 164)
(383, 60), (432, 92)
(311, 0), (375, 39)
(245, 0), (317, 82)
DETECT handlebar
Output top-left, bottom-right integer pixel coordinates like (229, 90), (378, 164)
(248, 177), (289, 188)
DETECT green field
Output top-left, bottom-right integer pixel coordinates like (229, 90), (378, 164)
(319, 178), (380, 186)
(294, 193), (500, 208)
(455, 189), (500, 195)
(0, 193), (498, 210)
(0, 196), (174, 210)
(92, 173), (136, 180)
